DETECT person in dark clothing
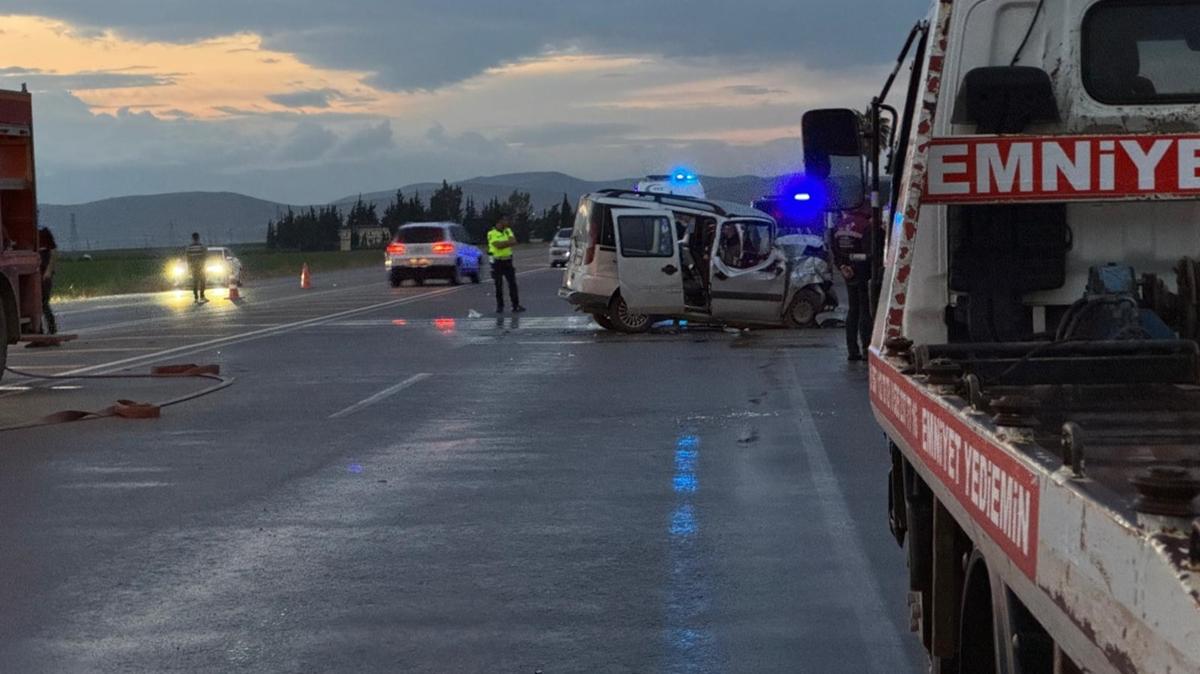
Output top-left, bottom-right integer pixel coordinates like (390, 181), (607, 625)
(487, 216), (524, 313)
(37, 227), (58, 334)
(186, 232), (208, 304)
(828, 210), (873, 361)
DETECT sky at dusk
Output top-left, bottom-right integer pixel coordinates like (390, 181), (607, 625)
(0, 2), (929, 204)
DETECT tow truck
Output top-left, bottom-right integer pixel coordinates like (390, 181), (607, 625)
(0, 86), (44, 380)
(802, 1), (1200, 672)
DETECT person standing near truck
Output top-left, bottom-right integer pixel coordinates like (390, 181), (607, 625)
(828, 209), (872, 361)
(37, 226), (58, 334)
(186, 232), (208, 304)
(488, 216), (525, 313)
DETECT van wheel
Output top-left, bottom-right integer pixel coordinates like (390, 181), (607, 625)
(609, 295), (651, 334)
(786, 288), (822, 328)
(591, 313), (617, 331)
(470, 270), (481, 284)
(450, 262), (463, 285)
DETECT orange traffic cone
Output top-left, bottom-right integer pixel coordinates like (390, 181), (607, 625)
(227, 274), (240, 301)
(300, 263), (312, 289)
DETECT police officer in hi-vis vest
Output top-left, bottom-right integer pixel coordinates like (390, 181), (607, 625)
(487, 216), (525, 314)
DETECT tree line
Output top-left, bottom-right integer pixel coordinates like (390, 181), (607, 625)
(266, 180), (576, 251)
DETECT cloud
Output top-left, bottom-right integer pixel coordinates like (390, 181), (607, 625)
(0, 67), (178, 90)
(506, 122), (639, 147)
(723, 85), (788, 96)
(266, 88), (342, 109)
(336, 120), (394, 157)
(277, 121), (337, 161)
(6, 0), (931, 90)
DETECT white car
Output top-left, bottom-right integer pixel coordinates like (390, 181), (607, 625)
(167, 247), (243, 287)
(386, 222), (484, 286)
(548, 228), (572, 267)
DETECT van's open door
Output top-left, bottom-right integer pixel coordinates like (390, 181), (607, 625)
(611, 208), (685, 314)
(709, 219), (788, 323)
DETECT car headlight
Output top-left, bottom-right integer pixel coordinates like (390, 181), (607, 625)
(167, 261), (188, 279)
(206, 262), (228, 275)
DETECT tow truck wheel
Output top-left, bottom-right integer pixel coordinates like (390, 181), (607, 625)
(609, 294), (651, 334)
(414, 276), (425, 287)
(786, 289), (822, 328)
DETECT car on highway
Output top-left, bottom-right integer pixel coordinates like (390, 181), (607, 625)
(386, 222), (483, 287)
(166, 247), (243, 288)
(548, 228), (572, 268)
(560, 190), (829, 332)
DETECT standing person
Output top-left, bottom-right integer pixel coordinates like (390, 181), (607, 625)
(488, 216), (525, 313)
(186, 232), (208, 304)
(37, 226), (58, 334)
(828, 209), (873, 361)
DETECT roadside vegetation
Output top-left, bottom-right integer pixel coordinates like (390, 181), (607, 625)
(55, 248), (383, 299)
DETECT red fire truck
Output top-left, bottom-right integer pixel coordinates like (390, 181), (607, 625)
(0, 86), (42, 379)
(803, 1), (1200, 672)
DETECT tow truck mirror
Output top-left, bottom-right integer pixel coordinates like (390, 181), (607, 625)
(802, 109), (866, 211)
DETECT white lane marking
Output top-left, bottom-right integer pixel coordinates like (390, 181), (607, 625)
(59, 482), (172, 489)
(785, 363), (909, 673)
(329, 373), (432, 419)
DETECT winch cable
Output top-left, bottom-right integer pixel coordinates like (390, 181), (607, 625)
(1010, 0), (1047, 66)
(0, 364), (233, 432)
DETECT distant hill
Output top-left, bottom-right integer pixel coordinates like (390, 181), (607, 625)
(42, 172), (780, 251)
(40, 192), (293, 251)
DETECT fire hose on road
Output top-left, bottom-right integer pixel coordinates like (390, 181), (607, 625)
(0, 364), (234, 432)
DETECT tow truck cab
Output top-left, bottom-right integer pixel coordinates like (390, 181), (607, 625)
(804, 1), (1200, 672)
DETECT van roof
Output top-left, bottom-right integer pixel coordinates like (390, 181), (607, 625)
(399, 221), (457, 229)
(586, 189), (772, 220)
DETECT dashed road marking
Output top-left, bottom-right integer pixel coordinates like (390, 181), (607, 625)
(329, 373), (432, 419)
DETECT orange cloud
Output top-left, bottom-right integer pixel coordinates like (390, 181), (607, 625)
(0, 15), (399, 118)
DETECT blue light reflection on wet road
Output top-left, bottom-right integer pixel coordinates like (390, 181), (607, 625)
(665, 433), (714, 671)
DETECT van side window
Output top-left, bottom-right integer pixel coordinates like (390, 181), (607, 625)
(617, 215), (674, 258)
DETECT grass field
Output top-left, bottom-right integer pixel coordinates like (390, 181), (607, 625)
(55, 249), (384, 299)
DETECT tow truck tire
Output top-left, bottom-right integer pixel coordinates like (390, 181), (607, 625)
(414, 277), (425, 287)
(786, 289), (822, 328)
(591, 312), (617, 331)
(609, 294), (651, 334)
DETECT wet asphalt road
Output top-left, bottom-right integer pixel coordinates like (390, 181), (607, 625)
(0, 249), (925, 673)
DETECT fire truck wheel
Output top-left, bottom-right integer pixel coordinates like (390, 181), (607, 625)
(0, 307), (7, 381)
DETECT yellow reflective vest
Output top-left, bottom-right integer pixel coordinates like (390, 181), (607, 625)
(488, 228), (515, 259)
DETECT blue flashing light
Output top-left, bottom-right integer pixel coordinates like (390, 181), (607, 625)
(670, 168), (698, 183)
(793, 192), (812, 202)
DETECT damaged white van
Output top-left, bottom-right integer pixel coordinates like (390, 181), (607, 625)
(558, 189), (833, 332)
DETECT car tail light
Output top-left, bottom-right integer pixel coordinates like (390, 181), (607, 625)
(432, 242), (454, 254)
(387, 242), (406, 255)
